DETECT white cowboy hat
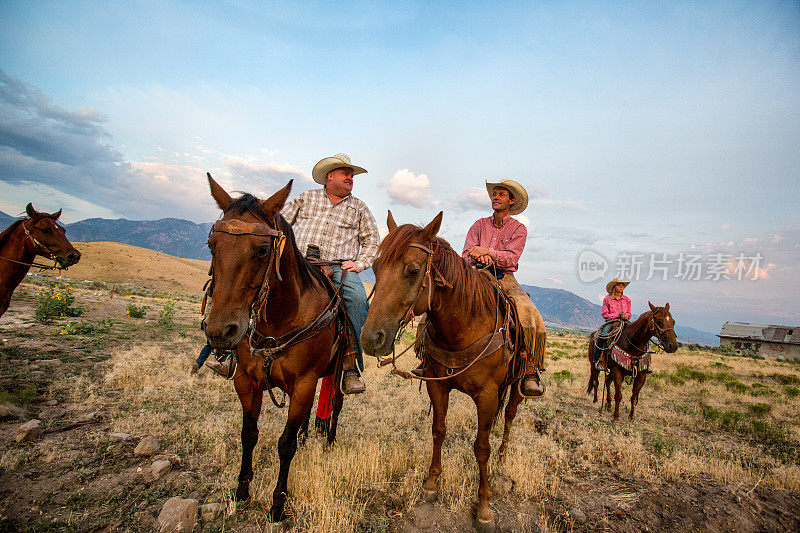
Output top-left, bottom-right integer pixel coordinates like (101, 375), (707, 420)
(485, 179), (529, 215)
(606, 278), (631, 294)
(312, 153), (367, 185)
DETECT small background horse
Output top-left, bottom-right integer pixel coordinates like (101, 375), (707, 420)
(361, 211), (546, 531)
(203, 175), (350, 522)
(587, 302), (679, 421)
(0, 203), (81, 318)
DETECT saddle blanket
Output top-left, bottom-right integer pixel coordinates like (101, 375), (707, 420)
(611, 345), (651, 373)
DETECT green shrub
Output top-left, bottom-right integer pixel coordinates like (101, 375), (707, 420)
(58, 319), (113, 336)
(551, 370), (574, 383)
(675, 365), (711, 382)
(35, 278), (82, 322)
(125, 303), (148, 318)
(747, 403), (771, 416)
(770, 373), (800, 386)
(784, 386), (800, 398)
(158, 298), (177, 329)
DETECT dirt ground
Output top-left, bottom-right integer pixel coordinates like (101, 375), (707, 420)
(1, 281), (799, 532)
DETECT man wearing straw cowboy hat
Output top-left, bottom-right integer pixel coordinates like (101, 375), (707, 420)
(461, 178), (547, 398)
(281, 153), (379, 403)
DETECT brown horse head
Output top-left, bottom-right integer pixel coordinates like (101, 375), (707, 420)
(23, 204), (81, 268)
(361, 210), (444, 358)
(203, 173), (292, 349)
(648, 301), (679, 352)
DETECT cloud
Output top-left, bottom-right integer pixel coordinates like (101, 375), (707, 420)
(455, 187), (488, 210)
(515, 214), (530, 227)
(721, 224), (731, 231)
(383, 169), (431, 207)
(546, 277), (564, 285)
(0, 69), (310, 222)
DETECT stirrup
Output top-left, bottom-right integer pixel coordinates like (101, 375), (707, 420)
(518, 369), (546, 398)
(341, 369), (365, 394)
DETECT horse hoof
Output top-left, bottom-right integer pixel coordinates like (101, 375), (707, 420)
(474, 516), (497, 533)
(422, 488), (438, 503)
(269, 505), (287, 523)
(234, 486), (250, 502)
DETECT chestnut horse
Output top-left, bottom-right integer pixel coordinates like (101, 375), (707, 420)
(0, 203), (81, 318)
(361, 212), (540, 531)
(586, 303), (679, 421)
(203, 175), (347, 521)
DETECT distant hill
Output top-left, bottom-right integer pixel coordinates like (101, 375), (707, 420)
(62, 242), (209, 295)
(5, 211), (718, 344)
(65, 218), (213, 260)
(0, 210), (18, 228)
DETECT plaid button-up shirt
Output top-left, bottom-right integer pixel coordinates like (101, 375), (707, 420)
(281, 188), (380, 272)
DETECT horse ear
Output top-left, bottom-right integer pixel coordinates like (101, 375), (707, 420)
(208, 173), (233, 211)
(648, 301), (656, 312)
(387, 210), (397, 232)
(420, 211), (443, 242)
(49, 209), (62, 221)
(26, 203), (37, 218)
(664, 302), (670, 312)
(261, 180), (293, 220)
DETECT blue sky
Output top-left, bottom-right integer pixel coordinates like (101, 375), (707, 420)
(1, 1), (798, 332)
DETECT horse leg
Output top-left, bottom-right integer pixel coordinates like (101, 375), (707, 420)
(604, 371), (613, 412)
(497, 385), (524, 462)
(422, 380), (449, 501)
(269, 379), (316, 522)
(297, 401), (313, 446)
(234, 376), (263, 502)
(612, 370), (623, 422)
(326, 384), (345, 447)
(473, 391), (499, 528)
(629, 372), (647, 422)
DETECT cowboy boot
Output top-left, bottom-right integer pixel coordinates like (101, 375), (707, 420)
(520, 353), (545, 398)
(411, 358), (425, 377)
(205, 350), (235, 379)
(341, 347), (366, 394)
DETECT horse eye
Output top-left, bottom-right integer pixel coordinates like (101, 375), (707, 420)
(41, 227), (51, 235)
(256, 245), (270, 258)
(406, 265), (421, 278)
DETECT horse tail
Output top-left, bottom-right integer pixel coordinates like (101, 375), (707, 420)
(495, 382), (510, 425)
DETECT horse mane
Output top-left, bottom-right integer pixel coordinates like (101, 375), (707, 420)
(223, 193), (328, 292)
(0, 219), (24, 253)
(375, 224), (497, 316)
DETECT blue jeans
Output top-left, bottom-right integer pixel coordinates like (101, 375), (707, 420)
(330, 266), (368, 372)
(196, 343), (212, 367)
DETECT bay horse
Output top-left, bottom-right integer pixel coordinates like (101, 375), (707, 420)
(203, 174), (348, 521)
(361, 211), (544, 531)
(586, 302), (679, 421)
(0, 204), (81, 318)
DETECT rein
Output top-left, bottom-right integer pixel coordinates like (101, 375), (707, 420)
(385, 242), (506, 382)
(204, 215), (346, 407)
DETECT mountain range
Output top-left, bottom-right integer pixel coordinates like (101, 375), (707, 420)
(1, 211), (718, 344)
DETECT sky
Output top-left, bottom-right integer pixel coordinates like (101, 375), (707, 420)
(1, 1), (798, 333)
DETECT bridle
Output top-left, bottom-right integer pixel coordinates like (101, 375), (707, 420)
(202, 216), (286, 319)
(621, 309), (675, 354)
(380, 241), (510, 382)
(0, 218), (61, 270)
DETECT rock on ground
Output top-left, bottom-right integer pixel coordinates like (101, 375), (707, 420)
(157, 497), (198, 532)
(151, 459), (173, 479)
(110, 432), (132, 442)
(0, 403), (24, 421)
(15, 419), (43, 443)
(134, 435), (160, 457)
(199, 502), (226, 521)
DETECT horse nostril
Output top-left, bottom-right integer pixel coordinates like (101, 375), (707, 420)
(375, 330), (385, 348)
(67, 252), (80, 263)
(224, 323), (239, 339)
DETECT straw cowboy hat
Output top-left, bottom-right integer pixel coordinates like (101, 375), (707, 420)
(485, 179), (528, 215)
(606, 277), (631, 294)
(312, 153), (367, 185)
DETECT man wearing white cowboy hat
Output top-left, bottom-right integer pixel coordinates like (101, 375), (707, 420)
(462, 178), (548, 398)
(281, 153), (379, 402)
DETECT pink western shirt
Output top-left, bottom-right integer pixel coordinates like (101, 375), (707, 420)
(602, 294), (632, 321)
(462, 215), (527, 272)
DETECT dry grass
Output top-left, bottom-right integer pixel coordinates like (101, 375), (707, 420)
(58, 330), (799, 531)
